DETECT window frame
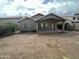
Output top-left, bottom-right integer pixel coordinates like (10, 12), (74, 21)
(73, 17), (76, 20)
(40, 22), (48, 28)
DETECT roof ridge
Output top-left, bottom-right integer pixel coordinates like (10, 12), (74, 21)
(31, 13), (44, 18)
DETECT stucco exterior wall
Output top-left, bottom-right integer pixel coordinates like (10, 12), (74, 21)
(62, 16), (73, 21)
(75, 23), (79, 31)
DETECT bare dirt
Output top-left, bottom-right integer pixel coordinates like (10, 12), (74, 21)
(0, 31), (79, 59)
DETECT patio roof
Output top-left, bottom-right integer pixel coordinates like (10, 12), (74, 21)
(35, 13), (66, 22)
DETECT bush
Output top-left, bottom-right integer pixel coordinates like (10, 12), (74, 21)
(57, 22), (63, 30)
(57, 22), (73, 31)
(65, 23), (73, 31)
(0, 23), (17, 36)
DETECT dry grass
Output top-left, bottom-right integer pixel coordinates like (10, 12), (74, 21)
(0, 31), (79, 59)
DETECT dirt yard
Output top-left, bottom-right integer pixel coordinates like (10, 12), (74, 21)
(0, 32), (79, 59)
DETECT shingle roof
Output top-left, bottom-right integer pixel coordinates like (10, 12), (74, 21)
(18, 17), (33, 23)
(74, 13), (79, 15)
(18, 13), (44, 23)
(35, 13), (66, 22)
(18, 13), (66, 23)
(31, 13), (44, 20)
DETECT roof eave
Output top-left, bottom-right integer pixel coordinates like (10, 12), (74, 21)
(18, 17), (33, 23)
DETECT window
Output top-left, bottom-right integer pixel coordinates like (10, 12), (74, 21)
(41, 23), (44, 28)
(45, 22), (48, 28)
(52, 24), (53, 29)
(40, 22), (48, 28)
(73, 17), (76, 20)
(77, 17), (79, 20)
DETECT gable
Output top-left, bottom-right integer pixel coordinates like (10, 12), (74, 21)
(18, 18), (36, 27)
(35, 13), (65, 22)
(18, 17), (34, 23)
(31, 13), (44, 21)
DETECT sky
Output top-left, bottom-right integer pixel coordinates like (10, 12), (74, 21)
(0, 0), (79, 17)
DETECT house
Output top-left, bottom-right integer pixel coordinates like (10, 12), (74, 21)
(72, 13), (79, 31)
(62, 14), (79, 31)
(18, 13), (66, 33)
(0, 16), (22, 25)
(62, 16), (74, 21)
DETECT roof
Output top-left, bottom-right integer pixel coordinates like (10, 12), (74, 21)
(71, 20), (79, 23)
(18, 13), (44, 23)
(74, 13), (79, 15)
(62, 16), (74, 17)
(35, 13), (66, 22)
(18, 17), (33, 23)
(31, 13), (44, 20)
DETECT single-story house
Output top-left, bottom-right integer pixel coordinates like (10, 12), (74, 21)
(18, 13), (66, 33)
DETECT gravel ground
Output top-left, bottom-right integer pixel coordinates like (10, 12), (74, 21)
(0, 31), (79, 59)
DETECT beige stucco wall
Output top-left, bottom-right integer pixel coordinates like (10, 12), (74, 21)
(62, 16), (79, 31)
(75, 23), (79, 31)
(62, 16), (73, 21)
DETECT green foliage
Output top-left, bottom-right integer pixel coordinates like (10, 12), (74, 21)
(65, 23), (73, 31)
(0, 23), (17, 36)
(57, 22), (63, 30)
(57, 22), (73, 31)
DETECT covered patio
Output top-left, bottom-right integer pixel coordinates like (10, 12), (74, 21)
(35, 13), (66, 33)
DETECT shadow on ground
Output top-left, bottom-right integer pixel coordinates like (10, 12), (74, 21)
(0, 31), (79, 39)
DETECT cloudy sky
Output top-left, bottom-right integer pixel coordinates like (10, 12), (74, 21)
(0, 0), (79, 17)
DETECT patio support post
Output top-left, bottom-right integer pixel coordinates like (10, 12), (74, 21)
(36, 23), (38, 32)
(62, 21), (65, 32)
(73, 22), (76, 31)
(53, 22), (55, 32)
(54, 22), (58, 32)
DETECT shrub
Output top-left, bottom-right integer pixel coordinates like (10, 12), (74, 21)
(0, 25), (4, 35)
(0, 23), (17, 36)
(57, 22), (73, 31)
(65, 23), (73, 31)
(57, 22), (63, 30)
